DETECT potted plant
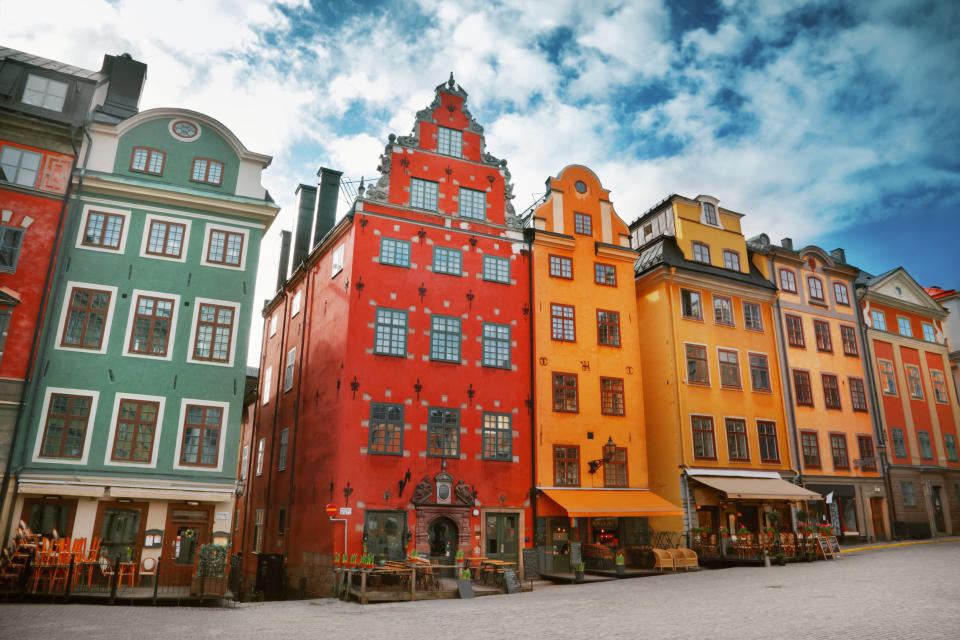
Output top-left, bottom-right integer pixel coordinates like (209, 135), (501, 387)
(574, 562), (585, 583)
(349, 553), (358, 568)
(455, 548), (465, 568)
(333, 552), (340, 569)
(773, 553), (787, 566)
(615, 552), (626, 577)
(190, 543), (228, 597)
(457, 567), (473, 599)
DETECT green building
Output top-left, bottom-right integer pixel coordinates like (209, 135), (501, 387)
(7, 106), (278, 578)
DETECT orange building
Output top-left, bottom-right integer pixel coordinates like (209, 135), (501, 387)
(748, 237), (888, 542)
(631, 194), (818, 541)
(525, 166), (679, 573)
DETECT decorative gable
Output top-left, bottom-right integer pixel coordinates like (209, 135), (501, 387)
(873, 270), (938, 310)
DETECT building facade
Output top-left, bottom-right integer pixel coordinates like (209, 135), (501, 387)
(749, 236), (888, 541)
(525, 165), (679, 573)
(240, 76), (532, 597)
(632, 195), (818, 540)
(926, 287), (960, 402)
(6, 102), (278, 581)
(856, 268), (960, 538)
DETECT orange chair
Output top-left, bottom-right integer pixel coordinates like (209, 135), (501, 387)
(49, 552), (73, 593)
(117, 561), (136, 587)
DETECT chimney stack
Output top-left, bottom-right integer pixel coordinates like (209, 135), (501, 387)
(781, 237), (793, 251)
(98, 53), (147, 120)
(291, 184), (317, 268)
(312, 167), (343, 249)
(276, 230), (292, 292)
(830, 248), (846, 264)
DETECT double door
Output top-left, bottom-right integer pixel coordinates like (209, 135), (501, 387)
(485, 512), (519, 564)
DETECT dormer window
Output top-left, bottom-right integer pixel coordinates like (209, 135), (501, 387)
(437, 127), (462, 158)
(723, 249), (741, 271)
(191, 158), (223, 186)
(21, 74), (68, 112)
(130, 147), (165, 175)
(691, 241), (711, 264)
(702, 202), (718, 225)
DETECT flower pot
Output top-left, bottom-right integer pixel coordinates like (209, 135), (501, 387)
(615, 564), (626, 577)
(574, 570), (585, 583)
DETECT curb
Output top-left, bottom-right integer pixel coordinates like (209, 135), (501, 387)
(840, 538), (960, 554)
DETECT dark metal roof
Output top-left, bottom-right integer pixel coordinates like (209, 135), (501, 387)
(628, 193), (679, 229)
(0, 46), (105, 81)
(634, 235), (776, 291)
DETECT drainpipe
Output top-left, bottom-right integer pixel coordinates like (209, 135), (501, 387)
(663, 268), (691, 542)
(526, 234), (537, 558)
(0, 123), (86, 550)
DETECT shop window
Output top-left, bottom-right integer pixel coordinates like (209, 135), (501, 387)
(814, 320), (832, 352)
(551, 304), (576, 341)
(901, 482), (916, 507)
(725, 418), (749, 462)
(692, 416), (716, 460)
(99, 507), (142, 564)
(552, 373), (578, 413)
(758, 421), (779, 463)
(801, 431), (820, 468)
(553, 445), (580, 486)
(786, 314), (805, 348)
(481, 413), (511, 461)
(685, 344), (709, 385)
(369, 403), (403, 455)
(427, 407), (459, 458)
(822, 374), (841, 410)
(793, 370), (814, 406)
(364, 510), (407, 563)
(749, 353), (770, 391)
(603, 448), (628, 487)
(549, 255), (572, 279)
(600, 377), (625, 416)
(430, 315), (461, 362)
(840, 325), (858, 356)
(830, 433), (849, 469)
(680, 289), (702, 320)
(597, 310), (620, 346)
(380, 238), (411, 267)
(22, 498), (76, 537)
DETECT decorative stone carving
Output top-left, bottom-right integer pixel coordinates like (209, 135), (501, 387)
(412, 476), (433, 504)
(454, 480), (474, 505)
(434, 470), (454, 505)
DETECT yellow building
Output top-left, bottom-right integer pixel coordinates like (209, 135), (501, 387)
(526, 166), (679, 573)
(631, 194), (818, 542)
(748, 237), (889, 542)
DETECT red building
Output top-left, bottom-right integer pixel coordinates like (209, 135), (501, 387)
(240, 75), (532, 597)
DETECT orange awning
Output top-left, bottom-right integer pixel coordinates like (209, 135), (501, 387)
(692, 476), (823, 501)
(539, 488), (683, 517)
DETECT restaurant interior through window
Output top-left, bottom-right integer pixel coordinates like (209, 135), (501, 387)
(538, 516), (652, 572)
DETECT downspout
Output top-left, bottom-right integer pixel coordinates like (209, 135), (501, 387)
(663, 267), (692, 542)
(0, 123), (86, 549)
(767, 255), (803, 487)
(526, 234), (537, 557)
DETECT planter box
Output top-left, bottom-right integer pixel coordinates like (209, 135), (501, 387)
(190, 576), (227, 597)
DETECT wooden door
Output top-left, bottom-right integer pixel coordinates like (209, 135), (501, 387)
(870, 498), (886, 541)
(485, 512), (519, 564)
(160, 506), (212, 586)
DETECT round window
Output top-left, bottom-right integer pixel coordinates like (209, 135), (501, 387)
(172, 120), (198, 139)
(574, 180), (587, 193)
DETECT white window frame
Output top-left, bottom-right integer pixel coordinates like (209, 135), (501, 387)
(284, 347), (296, 392)
(185, 296), (241, 368)
(241, 444), (250, 480)
(31, 386), (100, 465)
(291, 290), (302, 317)
(331, 244), (344, 277)
(102, 392), (166, 468)
(871, 310), (887, 331)
(410, 178), (439, 211)
(139, 213), (192, 263)
(0, 145), (43, 188)
(278, 428), (289, 471)
(200, 223), (249, 271)
(262, 367), (272, 405)
(458, 187), (485, 220)
(172, 397), (230, 472)
(897, 316), (912, 338)
(75, 203), (131, 254)
(922, 322), (936, 342)
(21, 74), (68, 111)
(700, 200), (721, 227)
(437, 126), (462, 158)
(256, 437), (265, 476)
(53, 281), (119, 355)
(120, 289), (181, 361)
(269, 314), (278, 337)
(482, 254), (510, 284)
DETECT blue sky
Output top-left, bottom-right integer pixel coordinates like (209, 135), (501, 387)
(3, 0), (958, 360)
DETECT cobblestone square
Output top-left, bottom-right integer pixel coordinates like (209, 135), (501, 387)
(2, 543), (959, 640)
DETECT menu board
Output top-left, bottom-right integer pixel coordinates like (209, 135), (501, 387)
(816, 536), (834, 559)
(828, 536), (841, 556)
(503, 568), (521, 594)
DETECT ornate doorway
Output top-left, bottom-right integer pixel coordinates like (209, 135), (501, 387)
(428, 517), (458, 576)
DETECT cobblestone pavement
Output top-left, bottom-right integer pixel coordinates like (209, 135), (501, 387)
(2, 542), (959, 640)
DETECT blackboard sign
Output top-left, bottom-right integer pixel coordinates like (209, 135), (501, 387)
(828, 536), (841, 556)
(816, 536), (834, 559)
(522, 548), (540, 580)
(457, 578), (474, 599)
(503, 568), (521, 594)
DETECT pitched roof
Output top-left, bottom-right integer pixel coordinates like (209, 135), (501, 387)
(635, 235), (776, 291)
(0, 46), (105, 81)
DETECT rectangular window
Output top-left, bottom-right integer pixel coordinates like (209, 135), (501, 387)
(551, 304), (576, 341)
(481, 322), (511, 369)
(849, 377), (868, 412)
(902, 482), (916, 507)
(22, 74), (69, 111)
(62, 287), (111, 349)
(918, 431), (934, 460)
(681, 289), (702, 320)
(726, 418), (749, 462)
(692, 416), (716, 460)
(905, 365), (924, 399)
(130, 147), (165, 175)
(879, 360), (897, 395)
(833, 282), (850, 305)
(549, 255), (572, 279)
(793, 370), (814, 406)
(871, 310), (887, 331)
(897, 317), (912, 337)
(786, 314), (805, 348)
(830, 434), (850, 469)
(277, 428), (289, 471)
(807, 276), (825, 302)
(193, 303), (234, 362)
(594, 263), (616, 286)
(922, 323), (936, 342)
(81, 212), (124, 250)
(801, 431), (821, 468)
(481, 413), (511, 461)
(686, 344), (709, 384)
(482, 255), (510, 283)
(129, 295), (173, 356)
(857, 436), (877, 471)
(597, 310), (620, 347)
(207, 230), (244, 266)
(0, 226), (24, 272)
(278, 507), (287, 536)
(0, 309), (8, 367)
(749, 353), (771, 391)
(554, 445), (579, 486)
(931, 370), (949, 403)
(291, 291), (301, 316)
(458, 187), (485, 219)
(284, 347), (296, 392)
(40, 393), (91, 459)
(253, 510), (265, 553)
(331, 245), (344, 276)
(380, 238), (411, 267)
(410, 178), (439, 211)
(430, 315), (461, 362)
(702, 202), (718, 225)
(691, 241), (711, 264)
(427, 407), (459, 458)
(574, 212), (592, 235)
(840, 325), (858, 356)
(822, 374), (842, 410)
(945, 434), (958, 463)
(256, 438), (265, 476)
(758, 421), (779, 463)
(600, 377), (625, 416)
(713, 295), (734, 326)
(433, 246), (462, 275)
(146, 220), (186, 258)
(814, 320), (833, 352)
(374, 307), (407, 357)
(437, 126), (462, 157)
(180, 405), (223, 467)
(891, 428), (907, 458)
(603, 448), (628, 488)
(369, 403), (403, 455)
(743, 301), (763, 331)
(262, 368), (272, 405)
(723, 250), (741, 271)
(0, 146), (42, 188)
(190, 158), (224, 185)
(241, 444), (249, 480)
(552, 373), (578, 413)
(778, 268), (797, 293)
(718, 349), (741, 389)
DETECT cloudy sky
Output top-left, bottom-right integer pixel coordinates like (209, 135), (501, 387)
(3, 0), (958, 364)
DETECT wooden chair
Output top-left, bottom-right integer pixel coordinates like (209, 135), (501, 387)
(651, 548), (674, 572)
(781, 533), (796, 556)
(117, 561), (136, 587)
(139, 557), (158, 587)
(50, 552), (73, 593)
(28, 553), (55, 593)
(99, 557), (115, 584)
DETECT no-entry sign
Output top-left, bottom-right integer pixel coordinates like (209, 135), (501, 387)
(325, 503), (338, 517)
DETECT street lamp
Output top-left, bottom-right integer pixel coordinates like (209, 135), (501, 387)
(587, 437), (618, 474)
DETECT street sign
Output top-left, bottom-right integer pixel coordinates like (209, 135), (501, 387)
(326, 503), (338, 517)
(339, 507), (352, 516)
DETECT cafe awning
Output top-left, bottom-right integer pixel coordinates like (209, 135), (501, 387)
(691, 475), (823, 501)
(539, 488), (683, 517)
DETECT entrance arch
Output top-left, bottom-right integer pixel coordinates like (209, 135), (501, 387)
(428, 516), (458, 575)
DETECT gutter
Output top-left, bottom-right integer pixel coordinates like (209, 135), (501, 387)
(526, 233), (537, 553)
